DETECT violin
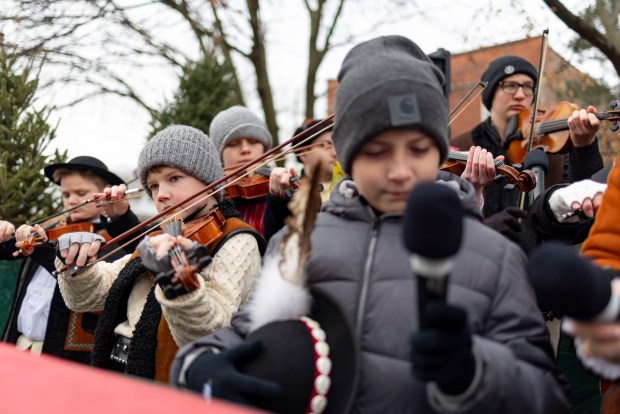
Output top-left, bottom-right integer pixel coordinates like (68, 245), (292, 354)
(441, 150), (537, 192)
(14, 217), (99, 256)
(224, 167), (271, 200)
(507, 101), (620, 164)
(149, 208), (227, 298)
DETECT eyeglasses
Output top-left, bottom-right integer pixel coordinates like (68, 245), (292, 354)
(499, 81), (535, 96)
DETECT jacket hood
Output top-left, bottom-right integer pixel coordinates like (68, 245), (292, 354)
(323, 171), (483, 221)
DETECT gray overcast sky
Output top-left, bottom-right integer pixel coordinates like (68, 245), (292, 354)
(21, 0), (611, 182)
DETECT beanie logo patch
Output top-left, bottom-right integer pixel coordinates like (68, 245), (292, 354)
(388, 94), (421, 127)
(504, 65), (515, 75)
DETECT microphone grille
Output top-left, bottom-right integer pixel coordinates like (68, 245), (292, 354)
(403, 182), (463, 259)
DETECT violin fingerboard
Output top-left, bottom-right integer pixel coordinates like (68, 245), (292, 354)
(162, 219), (183, 237)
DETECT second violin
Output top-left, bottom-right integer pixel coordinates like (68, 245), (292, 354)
(507, 101), (620, 165)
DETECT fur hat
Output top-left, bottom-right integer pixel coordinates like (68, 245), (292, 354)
(481, 55), (538, 110)
(137, 125), (223, 199)
(209, 106), (272, 156)
(333, 35), (449, 174)
(241, 287), (358, 414)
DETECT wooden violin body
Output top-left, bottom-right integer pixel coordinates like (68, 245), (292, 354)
(151, 208), (227, 299)
(224, 166), (272, 200)
(224, 174), (270, 200)
(507, 101), (620, 165)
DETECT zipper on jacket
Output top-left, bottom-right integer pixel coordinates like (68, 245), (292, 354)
(355, 220), (380, 340)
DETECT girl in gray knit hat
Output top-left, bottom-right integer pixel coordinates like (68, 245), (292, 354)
(53, 125), (265, 381)
(172, 36), (569, 413)
(209, 106), (274, 235)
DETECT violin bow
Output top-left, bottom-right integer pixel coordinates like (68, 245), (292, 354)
(53, 116), (335, 276)
(448, 81), (488, 126)
(526, 29), (549, 154)
(519, 29), (549, 211)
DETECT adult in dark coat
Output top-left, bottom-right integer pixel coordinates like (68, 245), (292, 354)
(451, 55), (603, 249)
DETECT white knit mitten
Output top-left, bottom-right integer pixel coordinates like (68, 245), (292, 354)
(548, 180), (607, 223)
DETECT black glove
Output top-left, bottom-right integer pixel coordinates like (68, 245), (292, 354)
(410, 302), (476, 395)
(185, 339), (281, 405)
(483, 207), (527, 243)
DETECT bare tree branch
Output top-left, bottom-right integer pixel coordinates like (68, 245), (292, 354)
(543, 0), (620, 78)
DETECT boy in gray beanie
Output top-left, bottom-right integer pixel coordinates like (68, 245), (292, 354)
(171, 35), (569, 413)
(138, 124), (224, 203)
(333, 35), (449, 174)
(54, 124), (264, 381)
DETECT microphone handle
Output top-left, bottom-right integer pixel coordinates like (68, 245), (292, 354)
(417, 274), (449, 329)
(529, 166), (545, 204)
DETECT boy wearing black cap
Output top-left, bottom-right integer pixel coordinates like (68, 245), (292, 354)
(0, 156), (139, 364)
(171, 36), (569, 413)
(451, 55), (603, 245)
(54, 125), (264, 382)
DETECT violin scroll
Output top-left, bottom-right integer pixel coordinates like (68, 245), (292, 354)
(442, 150), (537, 193)
(496, 164), (537, 193)
(155, 243), (212, 299)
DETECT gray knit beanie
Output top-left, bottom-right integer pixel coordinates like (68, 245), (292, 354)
(209, 106), (272, 156)
(138, 125), (224, 200)
(333, 35), (449, 174)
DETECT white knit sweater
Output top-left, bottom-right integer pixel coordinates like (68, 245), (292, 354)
(57, 233), (261, 346)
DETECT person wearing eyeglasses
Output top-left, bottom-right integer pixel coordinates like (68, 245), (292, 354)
(451, 55), (602, 249)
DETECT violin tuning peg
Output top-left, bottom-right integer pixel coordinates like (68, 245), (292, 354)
(504, 183), (516, 191)
(609, 100), (619, 110)
(512, 163), (523, 170)
(494, 174), (503, 182)
(610, 122), (619, 133)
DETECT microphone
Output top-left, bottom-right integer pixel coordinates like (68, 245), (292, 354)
(403, 183), (464, 328)
(528, 243), (619, 321)
(524, 149), (549, 204)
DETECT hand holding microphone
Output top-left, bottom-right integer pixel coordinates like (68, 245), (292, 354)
(528, 243), (620, 378)
(404, 183), (475, 395)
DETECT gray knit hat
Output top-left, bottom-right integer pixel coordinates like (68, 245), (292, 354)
(209, 106), (272, 156)
(333, 35), (449, 174)
(138, 125), (224, 199)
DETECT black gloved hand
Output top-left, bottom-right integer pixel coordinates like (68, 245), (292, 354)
(185, 339), (281, 405)
(410, 302), (476, 395)
(483, 207), (527, 243)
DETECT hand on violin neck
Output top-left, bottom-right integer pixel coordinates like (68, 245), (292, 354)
(459, 146), (499, 198)
(138, 234), (197, 273)
(268, 166), (299, 199)
(93, 184), (130, 220)
(57, 232), (105, 267)
(0, 220), (15, 243)
(568, 106), (600, 148)
(12, 223), (47, 257)
(14, 224), (47, 245)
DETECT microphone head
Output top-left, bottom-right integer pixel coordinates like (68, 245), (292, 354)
(403, 182), (463, 259)
(524, 149), (549, 173)
(528, 243), (611, 320)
